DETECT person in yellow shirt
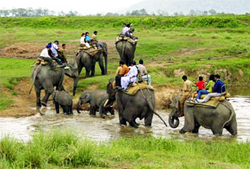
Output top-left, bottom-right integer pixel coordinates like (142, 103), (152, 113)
(179, 75), (193, 117)
(115, 61), (129, 89)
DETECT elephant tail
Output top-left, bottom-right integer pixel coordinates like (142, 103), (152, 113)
(221, 101), (235, 128)
(143, 88), (168, 127)
(29, 64), (41, 94)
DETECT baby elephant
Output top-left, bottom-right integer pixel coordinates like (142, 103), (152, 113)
(53, 90), (73, 115)
(76, 90), (114, 118)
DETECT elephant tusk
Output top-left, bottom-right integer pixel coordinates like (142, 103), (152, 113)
(103, 99), (109, 107)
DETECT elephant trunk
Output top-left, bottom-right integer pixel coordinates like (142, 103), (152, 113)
(76, 100), (82, 114)
(169, 109), (179, 128)
(73, 77), (78, 96)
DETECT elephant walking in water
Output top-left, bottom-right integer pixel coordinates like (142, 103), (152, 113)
(106, 79), (167, 128)
(116, 39), (137, 65)
(76, 90), (114, 118)
(76, 42), (108, 78)
(31, 64), (65, 108)
(169, 96), (237, 135)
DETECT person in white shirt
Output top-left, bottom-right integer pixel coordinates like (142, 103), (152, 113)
(121, 61), (138, 90)
(39, 43), (53, 67)
(137, 59), (151, 86)
(80, 32), (90, 48)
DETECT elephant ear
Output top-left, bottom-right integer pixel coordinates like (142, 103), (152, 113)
(81, 92), (91, 103)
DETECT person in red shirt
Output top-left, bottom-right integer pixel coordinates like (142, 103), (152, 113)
(190, 76), (205, 100)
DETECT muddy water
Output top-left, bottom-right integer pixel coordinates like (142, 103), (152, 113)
(0, 93), (250, 142)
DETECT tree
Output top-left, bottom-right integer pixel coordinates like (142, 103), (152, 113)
(209, 9), (217, 15)
(189, 9), (196, 16)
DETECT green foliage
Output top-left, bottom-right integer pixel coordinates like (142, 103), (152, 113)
(0, 130), (250, 168)
(0, 15), (249, 30)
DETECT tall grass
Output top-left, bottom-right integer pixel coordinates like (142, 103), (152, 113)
(0, 129), (249, 168)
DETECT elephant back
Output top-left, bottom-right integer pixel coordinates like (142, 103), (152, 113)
(54, 90), (72, 106)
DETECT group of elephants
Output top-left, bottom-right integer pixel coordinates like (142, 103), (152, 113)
(31, 39), (237, 136)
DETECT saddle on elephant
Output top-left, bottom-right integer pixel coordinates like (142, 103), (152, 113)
(115, 36), (137, 45)
(112, 80), (153, 95)
(187, 92), (231, 108)
(78, 44), (103, 57)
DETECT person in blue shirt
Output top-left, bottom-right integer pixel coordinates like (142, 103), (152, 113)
(85, 32), (91, 43)
(199, 74), (225, 103)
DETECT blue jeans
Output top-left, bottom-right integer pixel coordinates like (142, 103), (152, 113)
(196, 90), (209, 100)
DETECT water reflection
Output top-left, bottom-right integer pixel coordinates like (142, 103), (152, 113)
(0, 96), (249, 142)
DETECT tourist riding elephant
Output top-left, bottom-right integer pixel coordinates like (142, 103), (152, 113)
(31, 64), (65, 108)
(76, 90), (114, 118)
(169, 96), (237, 135)
(116, 40), (137, 65)
(64, 58), (79, 96)
(76, 42), (108, 78)
(53, 90), (73, 115)
(106, 79), (167, 128)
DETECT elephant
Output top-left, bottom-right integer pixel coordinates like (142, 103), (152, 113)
(53, 90), (73, 115)
(31, 64), (65, 108)
(169, 96), (237, 135)
(76, 42), (108, 78)
(116, 40), (137, 65)
(76, 90), (114, 118)
(64, 58), (79, 96)
(106, 79), (168, 128)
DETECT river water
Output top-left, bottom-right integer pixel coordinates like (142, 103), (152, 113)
(0, 89), (249, 143)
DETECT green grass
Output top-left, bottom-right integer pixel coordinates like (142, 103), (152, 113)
(0, 129), (249, 168)
(1, 15), (250, 109)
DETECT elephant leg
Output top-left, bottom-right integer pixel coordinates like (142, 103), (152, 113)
(109, 108), (115, 115)
(192, 122), (200, 133)
(41, 87), (53, 107)
(129, 119), (139, 128)
(182, 107), (195, 132)
(89, 106), (96, 116)
(62, 106), (67, 114)
(98, 58), (105, 75)
(99, 105), (106, 118)
(69, 105), (73, 115)
(78, 65), (84, 77)
(85, 67), (91, 78)
(35, 87), (41, 108)
(55, 102), (60, 114)
(211, 122), (224, 135)
(144, 111), (153, 127)
(90, 62), (96, 77)
(225, 117), (237, 135)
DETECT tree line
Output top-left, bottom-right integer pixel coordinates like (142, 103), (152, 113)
(0, 8), (79, 17)
(0, 8), (249, 17)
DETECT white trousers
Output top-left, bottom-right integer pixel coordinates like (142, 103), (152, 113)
(202, 93), (221, 102)
(121, 76), (136, 90)
(141, 75), (151, 86)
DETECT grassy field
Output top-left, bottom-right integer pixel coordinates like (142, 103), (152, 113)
(0, 15), (250, 109)
(0, 129), (249, 168)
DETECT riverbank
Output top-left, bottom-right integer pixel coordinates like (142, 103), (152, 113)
(0, 129), (249, 168)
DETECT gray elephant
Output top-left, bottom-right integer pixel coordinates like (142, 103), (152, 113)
(169, 96), (237, 135)
(64, 58), (79, 96)
(106, 79), (167, 128)
(76, 42), (108, 78)
(116, 40), (137, 65)
(76, 90), (114, 118)
(53, 90), (73, 115)
(31, 64), (64, 108)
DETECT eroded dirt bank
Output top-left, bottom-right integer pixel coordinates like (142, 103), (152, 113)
(0, 77), (178, 117)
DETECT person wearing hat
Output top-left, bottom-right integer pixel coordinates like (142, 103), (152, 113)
(39, 43), (54, 67)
